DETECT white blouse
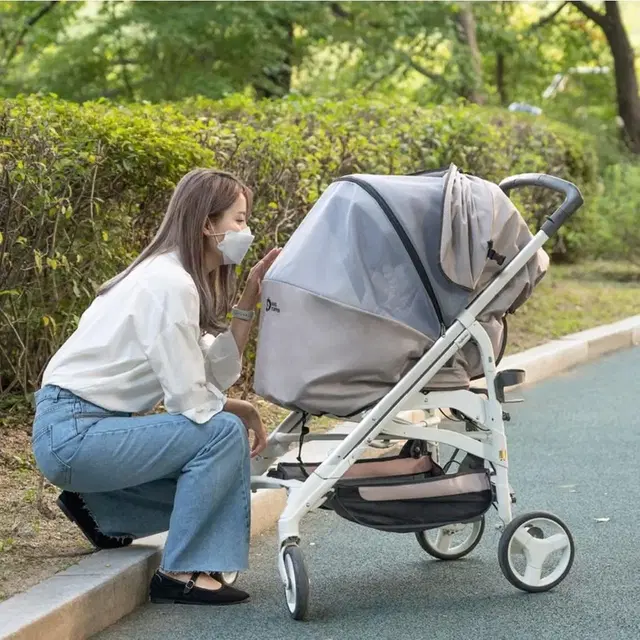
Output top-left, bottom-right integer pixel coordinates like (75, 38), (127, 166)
(41, 252), (242, 424)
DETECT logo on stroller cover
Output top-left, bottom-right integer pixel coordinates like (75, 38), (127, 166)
(265, 298), (281, 313)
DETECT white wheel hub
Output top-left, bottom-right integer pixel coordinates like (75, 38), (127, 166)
(220, 571), (238, 585)
(428, 520), (482, 555)
(507, 517), (572, 588)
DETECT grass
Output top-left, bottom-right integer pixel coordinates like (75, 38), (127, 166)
(505, 261), (640, 354)
(0, 260), (638, 602)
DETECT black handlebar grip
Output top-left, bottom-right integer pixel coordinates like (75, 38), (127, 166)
(498, 173), (584, 237)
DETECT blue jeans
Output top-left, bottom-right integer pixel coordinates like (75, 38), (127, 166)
(31, 385), (251, 573)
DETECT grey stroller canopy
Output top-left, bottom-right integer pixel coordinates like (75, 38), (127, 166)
(254, 164), (549, 417)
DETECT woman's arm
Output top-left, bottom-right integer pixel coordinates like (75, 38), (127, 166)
(223, 397), (268, 458)
(229, 288), (257, 356)
(230, 248), (281, 355)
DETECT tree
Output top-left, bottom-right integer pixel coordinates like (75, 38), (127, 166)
(300, 2), (607, 111)
(310, 2), (488, 103)
(0, 0), (626, 132)
(15, 1), (330, 102)
(454, 4), (485, 104)
(0, 0), (80, 94)
(569, 1), (640, 152)
(461, 1), (610, 113)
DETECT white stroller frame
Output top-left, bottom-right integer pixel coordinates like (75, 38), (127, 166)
(247, 174), (583, 620)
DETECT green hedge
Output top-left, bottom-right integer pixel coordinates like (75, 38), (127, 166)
(0, 95), (599, 399)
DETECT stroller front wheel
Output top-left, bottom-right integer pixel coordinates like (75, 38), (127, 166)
(219, 571), (238, 586)
(282, 545), (310, 620)
(415, 517), (485, 560)
(498, 511), (575, 592)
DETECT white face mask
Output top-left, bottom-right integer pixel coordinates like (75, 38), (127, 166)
(215, 227), (254, 265)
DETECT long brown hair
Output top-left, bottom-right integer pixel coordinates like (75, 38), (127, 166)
(99, 168), (253, 333)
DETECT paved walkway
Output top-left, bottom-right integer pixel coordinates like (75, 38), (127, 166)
(97, 347), (640, 640)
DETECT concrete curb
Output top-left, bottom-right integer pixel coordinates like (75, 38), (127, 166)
(494, 314), (640, 388)
(1, 315), (639, 639)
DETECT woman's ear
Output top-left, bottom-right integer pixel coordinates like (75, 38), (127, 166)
(203, 219), (216, 237)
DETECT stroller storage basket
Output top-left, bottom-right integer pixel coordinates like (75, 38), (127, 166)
(270, 458), (492, 533)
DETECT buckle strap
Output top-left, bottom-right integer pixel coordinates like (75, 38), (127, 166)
(183, 572), (200, 594)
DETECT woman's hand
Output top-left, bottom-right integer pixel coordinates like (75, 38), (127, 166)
(238, 248), (282, 310)
(242, 407), (268, 458)
(223, 398), (268, 458)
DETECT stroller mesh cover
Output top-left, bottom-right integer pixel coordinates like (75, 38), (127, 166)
(254, 164), (549, 417)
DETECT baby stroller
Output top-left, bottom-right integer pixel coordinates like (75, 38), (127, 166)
(246, 164), (583, 620)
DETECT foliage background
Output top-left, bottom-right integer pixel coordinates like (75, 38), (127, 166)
(0, 93), (604, 398)
(1, 1), (640, 400)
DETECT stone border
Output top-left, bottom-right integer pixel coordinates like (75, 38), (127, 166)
(496, 314), (640, 387)
(1, 315), (639, 639)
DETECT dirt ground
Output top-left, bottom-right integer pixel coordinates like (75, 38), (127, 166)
(0, 421), (94, 602)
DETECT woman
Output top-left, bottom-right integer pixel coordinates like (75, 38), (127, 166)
(32, 168), (281, 606)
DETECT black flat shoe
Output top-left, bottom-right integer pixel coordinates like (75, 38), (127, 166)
(57, 491), (133, 550)
(149, 571), (250, 605)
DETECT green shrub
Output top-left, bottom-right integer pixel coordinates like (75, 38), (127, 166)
(585, 162), (640, 262)
(0, 98), (214, 396)
(180, 95), (602, 259)
(0, 95), (599, 399)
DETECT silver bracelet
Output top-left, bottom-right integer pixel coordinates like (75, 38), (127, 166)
(231, 306), (255, 322)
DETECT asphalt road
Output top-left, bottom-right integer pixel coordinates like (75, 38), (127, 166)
(97, 347), (640, 640)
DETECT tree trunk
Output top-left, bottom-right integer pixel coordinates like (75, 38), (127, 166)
(603, 2), (640, 152)
(455, 4), (485, 105)
(571, 1), (640, 153)
(496, 51), (508, 106)
(255, 19), (294, 99)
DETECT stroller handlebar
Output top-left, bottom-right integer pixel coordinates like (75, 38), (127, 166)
(498, 173), (584, 238)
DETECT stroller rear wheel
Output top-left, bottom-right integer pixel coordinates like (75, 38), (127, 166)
(415, 516), (485, 560)
(282, 545), (310, 620)
(498, 511), (575, 592)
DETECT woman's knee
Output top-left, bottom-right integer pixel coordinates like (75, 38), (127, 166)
(206, 411), (248, 451)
